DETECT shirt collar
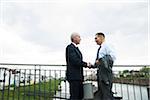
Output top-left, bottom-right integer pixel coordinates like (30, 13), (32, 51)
(72, 42), (78, 47)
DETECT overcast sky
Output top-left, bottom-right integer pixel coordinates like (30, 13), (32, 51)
(0, 0), (149, 66)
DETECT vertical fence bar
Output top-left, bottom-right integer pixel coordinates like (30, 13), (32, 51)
(34, 66), (37, 100)
(139, 78), (143, 100)
(28, 69), (31, 100)
(119, 83), (122, 97)
(120, 78), (123, 99)
(85, 70), (87, 81)
(23, 69), (26, 100)
(49, 70), (51, 99)
(0, 68), (2, 99)
(64, 70), (67, 99)
(147, 86), (150, 100)
(65, 80), (67, 99)
(12, 71), (16, 100)
(17, 69), (21, 100)
(7, 69), (11, 100)
(114, 82), (117, 94)
(127, 80), (130, 100)
(2, 68), (7, 100)
(58, 70), (62, 97)
(132, 74), (136, 100)
(44, 70), (46, 99)
(39, 68), (41, 100)
(54, 70), (56, 100)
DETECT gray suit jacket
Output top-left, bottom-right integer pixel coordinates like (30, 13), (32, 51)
(94, 55), (114, 84)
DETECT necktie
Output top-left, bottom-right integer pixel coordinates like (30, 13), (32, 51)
(96, 46), (101, 60)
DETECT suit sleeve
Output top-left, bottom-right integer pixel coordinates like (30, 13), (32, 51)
(66, 46), (87, 67)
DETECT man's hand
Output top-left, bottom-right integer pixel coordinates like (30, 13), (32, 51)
(87, 62), (92, 68)
(95, 60), (100, 65)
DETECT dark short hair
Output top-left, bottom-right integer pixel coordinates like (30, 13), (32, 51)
(96, 32), (105, 38)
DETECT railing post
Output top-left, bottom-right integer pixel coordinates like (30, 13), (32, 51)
(23, 69), (26, 100)
(49, 70), (51, 99)
(44, 70), (46, 99)
(7, 69), (11, 100)
(12, 71), (16, 100)
(2, 68), (7, 100)
(147, 86), (150, 100)
(34, 65), (36, 100)
(38, 67), (41, 100)
(18, 69), (21, 100)
(28, 69), (31, 100)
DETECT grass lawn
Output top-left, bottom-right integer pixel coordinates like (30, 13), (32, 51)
(0, 79), (60, 100)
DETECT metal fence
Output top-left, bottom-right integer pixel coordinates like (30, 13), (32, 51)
(0, 63), (149, 100)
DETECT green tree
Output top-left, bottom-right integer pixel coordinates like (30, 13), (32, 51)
(140, 66), (150, 78)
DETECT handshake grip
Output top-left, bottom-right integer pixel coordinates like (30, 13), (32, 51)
(86, 62), (95, 69)
(86, 60), (100, 69)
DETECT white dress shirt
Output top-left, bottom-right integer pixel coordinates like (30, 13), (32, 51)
(72, 42), (78, 47)
(98, 41), (116, 61)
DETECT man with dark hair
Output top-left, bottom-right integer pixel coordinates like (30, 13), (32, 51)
(93, 32), (116, 100)
(66, 32), (89, 100)
(95, 32), (105, 38)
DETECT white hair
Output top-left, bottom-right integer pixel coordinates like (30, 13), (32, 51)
(70, 32), (80, 42)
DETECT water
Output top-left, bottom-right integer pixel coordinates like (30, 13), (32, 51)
(55, 81), (149, 100)
(112, 83), (149, 100)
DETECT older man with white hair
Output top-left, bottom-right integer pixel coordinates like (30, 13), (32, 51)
(66, 32), (89, 100)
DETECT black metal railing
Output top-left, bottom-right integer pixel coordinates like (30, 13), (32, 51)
(0, 63), (149, 100)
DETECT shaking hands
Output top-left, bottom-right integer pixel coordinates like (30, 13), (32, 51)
(86, 60), (100, 69)
(87, 62), (93, 69)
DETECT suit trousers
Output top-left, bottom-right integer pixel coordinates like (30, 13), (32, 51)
(94, 80), (114, 100)
(69, 81), (83, 100)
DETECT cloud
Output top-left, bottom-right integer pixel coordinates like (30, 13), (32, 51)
(109, 31), (148, 65)
(0, 0), (149, 65)
(0, 25), (66, 64)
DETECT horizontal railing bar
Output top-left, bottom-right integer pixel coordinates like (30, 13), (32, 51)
(0, 63), (66, 66)
(0, 63), (149, 67)
(114, 65), (149, 67)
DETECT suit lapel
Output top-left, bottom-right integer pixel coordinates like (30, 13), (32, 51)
(71, 43), (82, 58)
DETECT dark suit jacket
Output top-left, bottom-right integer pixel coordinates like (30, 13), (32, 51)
(66, 43), (87, 81)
